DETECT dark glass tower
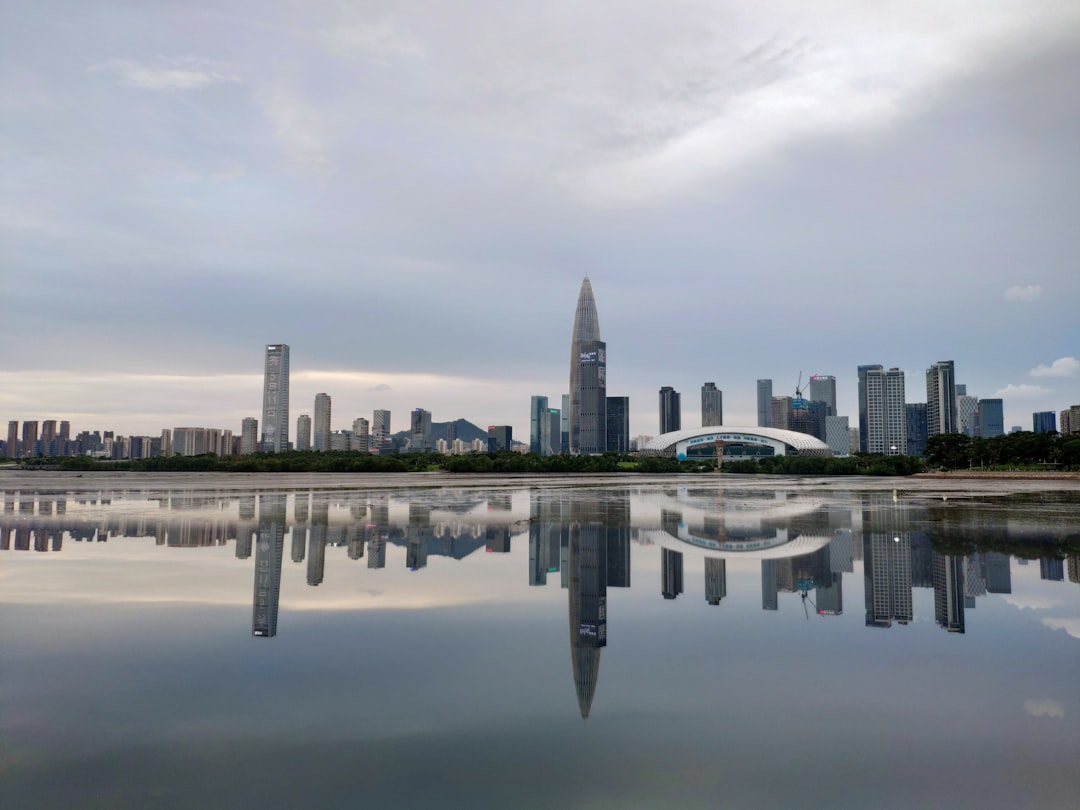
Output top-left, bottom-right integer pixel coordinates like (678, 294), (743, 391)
(569, 277), (606, 454)
(252, 493), (286, 637)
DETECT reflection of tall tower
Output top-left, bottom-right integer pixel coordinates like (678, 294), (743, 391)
(761, 559), (778, 611)
(568, 515), (607, 720)
(252, 494), (286, 637)
(932, 552), (966, 633)
(568, 277), (604, 454)
(661, 548), (684, 600)
(307, 494), (329, 586)
(863, 532), (913, 627)
(705, 558), (726, 605)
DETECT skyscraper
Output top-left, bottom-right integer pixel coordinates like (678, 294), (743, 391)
(411, 408), (432, 450)
(372, 410), (391, 450)
(701, 382), (722, 427)
(296, 414), (312, 451)
(560, 394), (570, 454)
(6, 421), (18, 458)
(487, 425), (512, 452)
(21, 421), (38, 458)
(659, 386), (681, 434)
(808, 375), (837, 416)
(567, 511), (607, 720)
(861, 366), (906, 454)
(240, 417), (259, 454)
(905, 403), (928, 456)
(1033, 411), (1056, 433)
(957, 394), (978, 437)
(313, 394), (331, 452)
(757, 379), (773, 427)
(857, 364), (882, 454)
(606, 396), (629, 453)
(661, 548), (684, 599)
(260, 344), (290, 452)
(352, 418), (370, 452)
(977, 398), (1004, 438)
(530, 395), (549, 454)
(568, 277), (606, 454)
(705, 558), (727, 605)
(926, 361), (958, 437)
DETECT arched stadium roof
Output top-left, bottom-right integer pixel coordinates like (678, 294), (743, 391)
(642, 426), (832, 458)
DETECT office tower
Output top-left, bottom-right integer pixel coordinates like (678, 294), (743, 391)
(311, 394), (331, 451)
(861, 367), (906, 454)
(487, 425), (512, 452)
(21, 421), (38, 458)
(1033, 411), (1056, 433)
(905, 403), (928, 456)
(705, 558), (727, 605)
(770, 395), (791, 431)
(540, 408), (560, 456)
(957, 394), (978, 437)
(825, 416), (850, 457)
(661, 548), (684, 599)
(659, 386), (681, 434)
(575, 340), (607, 454)
(789, 399), (826, 440)
(569, 277), (606, 454)
(977, 398), (1004, 438)
(252, 493), (286, 638)
(409, 408), (432, 451)
(856, 365), (882, 453)
(701, 382), (722, 427)
(863, 533), (913, 627)
(606, 396), (629, 453)
(260, 344), (290, 452)
(239, 417), (258, 454)
(560, 394), (570, 454)
(6, 421), (18, 458)
(352, 418), (370, 452)
(808, 375), (837, 416)
(757, 379), (773, 427)
(984, 553), (1012, 593)
(295, 414), (312, 451)
(926, 361), (958, 436)
(530, 395), (549, 453)
(372, 409), (391, 449)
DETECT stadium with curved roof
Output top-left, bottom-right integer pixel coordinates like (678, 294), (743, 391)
(642, 426), (832, 460)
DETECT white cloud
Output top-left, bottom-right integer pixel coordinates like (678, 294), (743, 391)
(990, 383), (1051, 400)
(1002, 595), (1064, 611)
(1004, 284), (1042, 302)
(1030, 357), (1080, 378)
(1024, 699), (1065, 718)
(91, 57), (238, 90)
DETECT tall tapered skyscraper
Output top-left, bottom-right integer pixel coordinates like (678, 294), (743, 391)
(261, 344), (289, 452)
(568, 277), (606, 454)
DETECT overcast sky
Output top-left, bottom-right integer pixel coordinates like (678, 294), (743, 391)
(2, 1), (1079, 440)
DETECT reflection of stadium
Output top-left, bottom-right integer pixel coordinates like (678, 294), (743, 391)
(642, 426), (832, 460)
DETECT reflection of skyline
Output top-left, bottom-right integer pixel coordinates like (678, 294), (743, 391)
(3, 487), (1079, 651)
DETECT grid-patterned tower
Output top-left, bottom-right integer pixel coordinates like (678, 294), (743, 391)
(568, 277), (605, 454)
(260, 344), (290, 452)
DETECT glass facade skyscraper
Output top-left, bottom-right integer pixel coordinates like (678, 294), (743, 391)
(701, 382), (722, 427)
(568, 277), (606, 454)
(926, 360), (958, 436)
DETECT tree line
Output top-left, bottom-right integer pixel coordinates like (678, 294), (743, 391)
(924, 431), (1080, 471)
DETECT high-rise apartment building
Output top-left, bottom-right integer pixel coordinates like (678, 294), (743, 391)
(260, 344), (289, 452)
(701, 382), (722, 427)
(240, 417), (259, 454)
(606, 396), (629, 453)
(6, 421), (18, 458)
(856, 365), (882, 454)
(1060, 404), (1080, 435)
(705, 558), (727, 605)
(770, 396), (791, 431)
(568, 277), (606, 454)
(659, 386), (681, 434)
(411, 408), (432, 450)
(21, 421), (38, 458)
(926, 361), (958, 437)
(296, 414), (312, 451)
(757, 379), (773, 427)
(977, 398), (1004, 438)
(861, 367), (906, 454)
(808, 375), (837, 416)
(1033, 411), (1056, 433)
(313, 393), (331, 452)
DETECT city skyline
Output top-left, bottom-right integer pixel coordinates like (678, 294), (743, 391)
(3, 3), (1080, 440)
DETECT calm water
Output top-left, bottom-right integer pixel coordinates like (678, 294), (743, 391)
(2, 472), (1079, 809)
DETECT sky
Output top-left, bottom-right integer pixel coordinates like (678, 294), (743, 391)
(2, 0), (1079, 440)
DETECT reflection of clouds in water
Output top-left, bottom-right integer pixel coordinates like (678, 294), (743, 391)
(1041, 617), (1080, 641)
(1024, 699), (1065, 718)
(1003, 595), (1065, 611)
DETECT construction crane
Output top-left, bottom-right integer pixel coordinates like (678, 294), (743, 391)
(794, 371), (804, 399)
